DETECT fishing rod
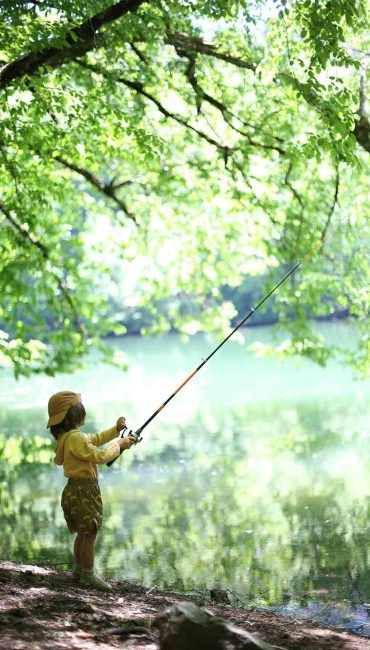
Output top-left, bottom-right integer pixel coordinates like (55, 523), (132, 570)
(107, 260), (301, 467)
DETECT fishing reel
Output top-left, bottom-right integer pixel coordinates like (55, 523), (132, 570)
(119, 425), (143, 444)
(106, 424), (143, 467)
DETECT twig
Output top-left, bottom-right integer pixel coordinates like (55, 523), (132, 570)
(321, 160), (340, 242)
(54, 155), (139, 226)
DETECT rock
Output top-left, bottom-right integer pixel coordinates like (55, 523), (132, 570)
(210, 587), (231, 603)
(155, 601), (275, 650)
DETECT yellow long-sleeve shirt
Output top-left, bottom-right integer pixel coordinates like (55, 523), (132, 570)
(54, 426), (120, 479)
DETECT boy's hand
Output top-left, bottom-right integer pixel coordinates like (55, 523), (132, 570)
(118, 436), (136, 450)
(116, 416), (126, 432)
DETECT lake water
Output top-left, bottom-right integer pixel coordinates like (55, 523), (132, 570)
(1, 322), (370, 634)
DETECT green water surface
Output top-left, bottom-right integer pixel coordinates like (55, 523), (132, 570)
(1, 322), (370, 632)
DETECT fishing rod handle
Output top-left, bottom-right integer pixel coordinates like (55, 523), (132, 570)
(106, 425), (127, 467)
(106, 426), (143, 467)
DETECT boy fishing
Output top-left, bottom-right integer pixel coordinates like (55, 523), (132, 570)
(48, 390), (136, 591)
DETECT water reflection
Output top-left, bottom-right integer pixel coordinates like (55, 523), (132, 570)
(1, 395), (370, 631)
(1, 322), (370, 634)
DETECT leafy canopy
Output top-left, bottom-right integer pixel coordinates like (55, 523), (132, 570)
(0, 0), (369, 377)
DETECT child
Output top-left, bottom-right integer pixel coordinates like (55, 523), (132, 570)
(48, 390), (136, 591)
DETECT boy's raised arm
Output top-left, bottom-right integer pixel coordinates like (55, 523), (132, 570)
(87, 417), (126, 447)
(87, 426), (119, 447)
(70, 432), (121, 464)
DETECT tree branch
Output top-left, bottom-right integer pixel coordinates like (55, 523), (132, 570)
(284, 161), (304, 209)
(166, 32), (257, 72)
(182, 53), (286, 154)
(0, 0), (147, 89)
(321, 162), (340, 242)
(54, 155), (139, 226)
(0, 200), (87, 334)
(77, 60), (232, 161)
(359, 62), (368, 117)
(354, 116), (370, 153)
(120, 78), (229, 152)
(0, 199), (49, 257)
(24, 84), (140, 225)
(130, 41), (148, 63)
(167, 31), (370, 158)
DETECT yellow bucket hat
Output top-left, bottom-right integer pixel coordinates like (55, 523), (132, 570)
(47, 391), (82, 427)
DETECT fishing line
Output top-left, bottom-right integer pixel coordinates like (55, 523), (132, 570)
(107, 260), (301, 467)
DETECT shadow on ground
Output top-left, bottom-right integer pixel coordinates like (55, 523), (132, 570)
(0, 561), (369, 650)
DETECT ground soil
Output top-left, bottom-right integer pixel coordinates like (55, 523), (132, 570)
(0, 561), (369, 650)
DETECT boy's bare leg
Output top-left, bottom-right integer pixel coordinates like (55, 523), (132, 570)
(80, 530), (111, 591)
(80, 531), (96, 569)
(70, 532), (84, 580)
(74, 532), (84, 565)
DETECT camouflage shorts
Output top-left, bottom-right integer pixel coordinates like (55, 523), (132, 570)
(61, 478), (102, 534)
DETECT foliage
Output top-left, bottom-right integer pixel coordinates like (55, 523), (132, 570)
(0, 0), (369, 376)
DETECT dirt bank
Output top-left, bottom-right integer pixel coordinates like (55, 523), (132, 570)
(0, 561), (369, 649)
